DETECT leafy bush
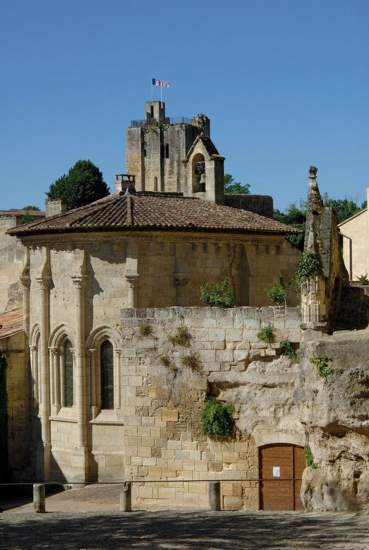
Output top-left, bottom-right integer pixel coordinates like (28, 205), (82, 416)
(181, 352), (202, 371)
(267, 282), (287, 306)
(296, 251), (321, 284)
(200, 278), (235, 308)
(257, 324), (275, 344)
(139, 324), (153, 337)
(201, 399), (234, 438)
(169, 326), (192, 347)
(311, 356), (333, 379)
(304, 445), (317, 469)
(279, 340), (296, 360)
(357, 274), (369, 285)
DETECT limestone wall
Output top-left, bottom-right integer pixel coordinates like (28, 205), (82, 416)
(119, 306), (300, 509)
(0, 216), (25, 313)
(339, 209), (368, 281)
(0, 332), (29, 479)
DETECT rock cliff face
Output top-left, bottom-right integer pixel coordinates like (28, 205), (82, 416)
(211, 328), (369, 511)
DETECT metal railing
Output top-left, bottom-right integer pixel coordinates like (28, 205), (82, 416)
(130, 117), (192, 128)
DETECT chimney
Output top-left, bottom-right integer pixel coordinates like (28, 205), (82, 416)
(45, 199), (66, 217)
(115, 174), (136, 194)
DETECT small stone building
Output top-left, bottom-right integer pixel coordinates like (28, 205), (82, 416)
(0, 209), (45, 313)
(8, 179), (300, 506)
(339, 188), (369, 282)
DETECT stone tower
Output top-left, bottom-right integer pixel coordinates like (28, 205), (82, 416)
(126, 101), (224, 201)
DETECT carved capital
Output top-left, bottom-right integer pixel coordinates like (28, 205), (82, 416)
(71, 275), (86, 289)
(36, 276), (51, 291)
(125, 273), (139, 288)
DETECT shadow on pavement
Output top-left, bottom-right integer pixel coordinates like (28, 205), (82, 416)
(0, 510), (368, 549)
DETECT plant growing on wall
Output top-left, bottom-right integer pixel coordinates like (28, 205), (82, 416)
(311, 356), (333, 379)
(279, 340), (297, 360)
(296, 251), (321, 284)
(200, 278), (235, 307)
(257, 324), (275, 344)
(267, 281), (287, 306)
(0, 354), (8, 480)
(160, 354), (177, 372)
(357, 274), (369, 285)
(139, 323), (153, 337)
(169, 326), (192, 347)
(201, 399), (234, 438)
(181, 352), (202, 372)
(304, 445), (317, 469)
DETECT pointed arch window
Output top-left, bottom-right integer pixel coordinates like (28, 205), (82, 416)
(100, 340), (114, 410)
(63, 339), (74, 407)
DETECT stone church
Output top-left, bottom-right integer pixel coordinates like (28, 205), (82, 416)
(2, 100), (306, 510)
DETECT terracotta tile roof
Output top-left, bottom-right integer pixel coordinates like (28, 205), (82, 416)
(0, 309), (23, 339)
(8, 191), (300, 237)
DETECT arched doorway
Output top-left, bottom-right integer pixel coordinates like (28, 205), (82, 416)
(259, 444), (306, 511)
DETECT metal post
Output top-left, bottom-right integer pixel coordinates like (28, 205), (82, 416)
(33, 484), (45, 513)
(209, 481), (221, 511)
(120, 481), (132, 512)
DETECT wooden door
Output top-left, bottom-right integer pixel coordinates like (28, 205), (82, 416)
(259, 444), (306, 511)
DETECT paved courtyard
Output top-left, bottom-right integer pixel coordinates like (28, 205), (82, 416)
(1, 508), (369, 549)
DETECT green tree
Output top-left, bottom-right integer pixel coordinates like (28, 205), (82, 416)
(273, 203), (306, 250)
(322, 195), (362, 224)
(47, 160), (109, 211)
(224, 174), (250, 194)
(22, 205), (40, 211)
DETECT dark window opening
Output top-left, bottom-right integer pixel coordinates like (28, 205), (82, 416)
(150, 105), (154, 118)
(63, 339), (74, 407)
(165, 144), (169, 158)
(101, 340), (114, 410)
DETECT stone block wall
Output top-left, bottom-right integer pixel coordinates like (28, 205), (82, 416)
(120, 306), (301, 510)
(0, 332), (30, 479)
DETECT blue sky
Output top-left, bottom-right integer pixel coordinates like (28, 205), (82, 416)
(1, 0), (368, 211)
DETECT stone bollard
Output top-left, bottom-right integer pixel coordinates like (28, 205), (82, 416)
(209, 481), (221, 511)
(120, 481), (132, 512)
(33, 484), (46, 513)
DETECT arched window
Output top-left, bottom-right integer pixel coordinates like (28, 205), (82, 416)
(192, 153), (206, 193)
(100, 340), (114, 409)
(63, 339), (74, 407)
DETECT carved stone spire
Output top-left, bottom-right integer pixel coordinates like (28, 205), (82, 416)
(304, 166), (322, 252)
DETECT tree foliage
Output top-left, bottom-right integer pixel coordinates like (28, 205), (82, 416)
(224, 174), (251, 195)
(274, 196), (363, 250)
(322, 195), (363, 224)
(47, 160), (109, 211)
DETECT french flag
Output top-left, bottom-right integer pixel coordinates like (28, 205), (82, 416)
(152, 78), (170, 88)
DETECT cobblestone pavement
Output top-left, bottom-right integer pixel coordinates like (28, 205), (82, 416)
(1, 509), (369, 549)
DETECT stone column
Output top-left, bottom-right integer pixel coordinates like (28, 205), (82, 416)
(125, 241), (139, 307)
(125, 274), (139, 307)
(71, 273), (89, 481)
(174, 274), (189, 306)
(36, 274), (52, 480)
(20, 248), (31, 337)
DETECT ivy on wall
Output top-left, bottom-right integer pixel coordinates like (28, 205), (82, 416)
(0, 353), (8, 480)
